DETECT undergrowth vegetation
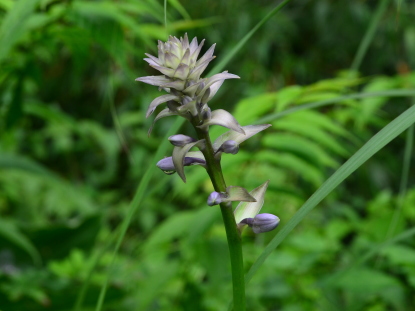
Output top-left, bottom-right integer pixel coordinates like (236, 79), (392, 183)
(1, 0), (415, 310)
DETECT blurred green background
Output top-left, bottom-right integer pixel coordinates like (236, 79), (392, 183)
(1, 0), (415, 310)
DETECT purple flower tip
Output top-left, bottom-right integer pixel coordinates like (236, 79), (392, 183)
(207, 191), (224, 206)
(251, 213), (280, 234)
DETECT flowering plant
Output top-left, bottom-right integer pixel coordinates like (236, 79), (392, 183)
(136, 34), (280, 310)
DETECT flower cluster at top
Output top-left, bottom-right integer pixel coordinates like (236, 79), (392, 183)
(136, 34), (279, 234)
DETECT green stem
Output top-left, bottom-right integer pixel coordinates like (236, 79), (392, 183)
(194, 126), (246, 311)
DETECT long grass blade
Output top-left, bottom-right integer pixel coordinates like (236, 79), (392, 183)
(73, 229), (119, 311)
(168, 0), (191, 20)
(209, 0), (293, 76)
(350, 0), (390, 73)
(245, 103), (415, 284)
(105, 76), (134, 164)
(94, 117), (183, 311)
(386, 123), (413, 238)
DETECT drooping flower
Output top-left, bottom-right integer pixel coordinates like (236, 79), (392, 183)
(168, 134), (197, 147)
(240, 213), (280, 234)
(156, 156), (206, 174)
(218, 140), (239, 154)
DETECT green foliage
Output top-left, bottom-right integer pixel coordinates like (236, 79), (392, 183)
(1, 0), (415, 310)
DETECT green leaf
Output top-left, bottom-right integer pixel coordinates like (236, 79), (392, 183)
(257, 90), (415, 124)
(380, 244), (415, 265)
(245, 103), (415, 285)
(0, 0), (42, 61)
(142, 211), (195, 252)
(256, 150), (324, 187)
(272, 119), (349, 156)
(333, 268), (400, 293)
(262, 133), (337, 168)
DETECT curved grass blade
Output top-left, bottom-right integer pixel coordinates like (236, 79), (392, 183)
(106, 76), (134, 164)
(256, 89), (415, 124)
(385, 120), (413, 239)
(350, 0), (390, 73)
(168, 0), (191, 20)
(245, 103), (415, 285)
(94, 118), (183, 311)
(73, 229), (118, 311)
(208, 0), (293, 76)
(164, 0), (167, 32)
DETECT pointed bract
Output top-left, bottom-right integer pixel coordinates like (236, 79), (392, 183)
(146, 94), (179, 118)
(136, 75), (171, 86)
(213, 124), (272, 152)
(234, 181), (270, 225)
(183, 81), (204, 97)
(172, 140), (206, 182)
(150, 65), (175, 77)
(189, 39), (205, 64)
(198, 109), (245, 134)
(173, 63), (191, 80)
(144, 53), (162, 65)
(197, 72), (239, 100)
(196, 43), (216, 66)
(226, 186), (256, 202)
(148, 108), (178, 136)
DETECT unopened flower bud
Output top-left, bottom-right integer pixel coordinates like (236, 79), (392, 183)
(167, 100), (180, 112)
(220, 140), (239, 154)
(201, 88), (211, 104)
(157, 157), (175, 171)
(168, 134), (196, 146)
(207, 191), (226, 206)
(182, 96), (193, 105)
(197, 82), (205, 93)
(240, 213), (280, 234)
(157, 156), (206, 174)
(201, 107), (212, 121)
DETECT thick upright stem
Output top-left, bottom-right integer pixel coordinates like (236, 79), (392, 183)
(194, 126), (246, 311)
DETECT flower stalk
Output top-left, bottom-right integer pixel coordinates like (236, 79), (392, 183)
(136, 34), (280, 311)
(194, 126), (246, 311)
